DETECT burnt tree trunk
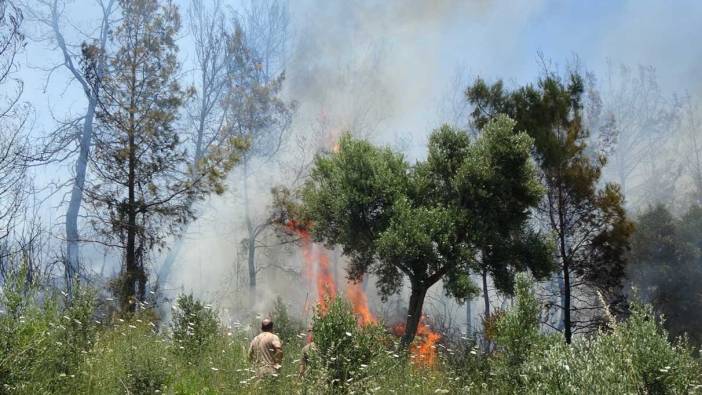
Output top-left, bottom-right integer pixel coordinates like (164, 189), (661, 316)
(562, 261), (572, 343)
(123, 125), (138, 312)
(482, 269), (490, 319)
(401, 284), (427, 348)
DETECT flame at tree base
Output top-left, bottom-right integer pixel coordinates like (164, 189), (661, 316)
(392, 317), (441, 367)
(286, 219), (440, 364)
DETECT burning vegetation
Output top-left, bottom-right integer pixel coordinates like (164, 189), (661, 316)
(284, 218), (441, 365)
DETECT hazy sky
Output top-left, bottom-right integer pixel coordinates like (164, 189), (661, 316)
(18, 0), (702, 141)
(11, 0), (702, 299)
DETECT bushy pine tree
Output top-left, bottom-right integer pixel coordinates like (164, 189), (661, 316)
(467, 71), (634, 343)
(86, 0), (243, 312)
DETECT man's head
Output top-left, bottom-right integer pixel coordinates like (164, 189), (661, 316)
(261, 318), (274, 332)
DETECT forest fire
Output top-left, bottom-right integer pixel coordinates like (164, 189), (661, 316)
(285, 219), (378, 324)
(346, 281), (376, 326)
(392, 317), (441, 367)
(285, 221), (442, 364)
(285, 220), (336, 313)
(315, 253), (337, 311)
(286, 220), (370, 318)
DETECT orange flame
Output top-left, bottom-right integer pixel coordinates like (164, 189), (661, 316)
(285, 220), (337, 314)
(392, 316), (441, 367)
(316, 252), (336, 312)
(346, 281), (376, 326)
(285, 220), (378, 323)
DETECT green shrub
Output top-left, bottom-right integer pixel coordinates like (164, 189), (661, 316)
(270, 295), (304, 345)
(310, 297), (389, 389)
(489, 274), (702, 394)
(0, 265), (98, 393)
(491, 273), (545, 387)
(171, 294), (219, 360)
(77, 318), (173, 394)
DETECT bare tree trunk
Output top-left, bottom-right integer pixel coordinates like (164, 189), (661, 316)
(401, 283), (427, 348)
(562, 262), (572, 344)
(124, 127), (138, 313)
(123, 56), (139, 313)
(242, 158), (257, 300)
(42, 0), (115, 295)
(402, 287), (427, 347)
(482, 269), (490, 320)
(466, 298), (472, 335)
(65, 99), (96, 291)
(555, 272), (565, 331)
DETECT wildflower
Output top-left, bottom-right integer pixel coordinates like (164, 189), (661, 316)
(345, 331), (352, 337)
(211, 367), (219, 371)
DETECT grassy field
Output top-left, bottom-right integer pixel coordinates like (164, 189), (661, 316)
(2, 275), (701, 394)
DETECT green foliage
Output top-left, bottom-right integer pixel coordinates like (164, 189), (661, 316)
(0, 268), (98, 393)
(310, 297), (389, 388)
(467, 71), (634, 342)
(1, 280), (699, 394)
(86, 0), (245, 312)
(302, 120), (548, 345)
(171, 294), (219, 360)
(78, 319), (172, 394)
(629, 204), (702, 346)
(492, 274), (544, 379)
(269, 296), (304, 345)
(487, 275), (702, 394)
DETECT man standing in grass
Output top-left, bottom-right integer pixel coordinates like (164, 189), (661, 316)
(248, 318), (284, 377)
(299, 327), (317, 377)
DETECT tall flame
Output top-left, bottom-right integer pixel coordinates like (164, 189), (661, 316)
(285, 220), (339, 314)
(316, 252), (336, 312)
(285, 219), (377, 323)
(346, 281), (376, 326)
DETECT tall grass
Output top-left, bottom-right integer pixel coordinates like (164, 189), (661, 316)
(1, 273), (700, 394)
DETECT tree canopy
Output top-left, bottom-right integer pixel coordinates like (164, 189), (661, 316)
(301, 115), (550, 346)
(467, 71), (634, 343)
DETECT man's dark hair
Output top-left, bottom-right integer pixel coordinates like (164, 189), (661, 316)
(261, 318), (274, 332)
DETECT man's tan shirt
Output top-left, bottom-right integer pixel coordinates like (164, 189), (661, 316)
(248, 332), (283, 377)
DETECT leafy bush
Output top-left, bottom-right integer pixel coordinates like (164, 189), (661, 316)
(77, 318), (172, 394)
(310, 297), (389, 389)
(171, 294), (219, 360)
(491, 274), (545, 385)
(270, 295), (304, 345)
(0, 265), (98, 393)
(490, 274), (702, 394)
